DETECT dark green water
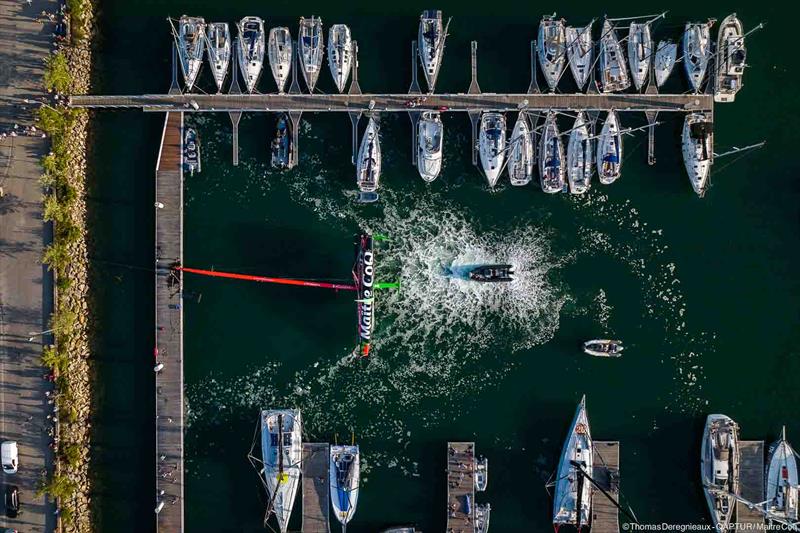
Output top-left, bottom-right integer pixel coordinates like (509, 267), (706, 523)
(88, 1), (800, 532)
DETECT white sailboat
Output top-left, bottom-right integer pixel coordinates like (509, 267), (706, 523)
(766, 427), (800, 525)
(597, 19), (630, 93)
(565, 23), (593, 91)
(654, 40), (677, 87)
(538, 16), (567, 92)
(330, 445), (360, 531)
(683, 20), (714, 93)
(681, 112), (713, 197)
(299, 16), (324, 92)
(237, 17), (265, 94)
(596, 111), (623, 185)
(175, 16), (206, 91)
(714, 14), (747, 103)
(356, 117), (381, 200)
(627, 22), (652, 91)
(567, 112), (592, 194)
(552, 396), (592, 528)
(478, 112), (507, 188)
(417, 111), (443, 182)
(507, 113), (533, 186)
(700, 414), (739, 531)
(268, 27), (292, 94)
(261, 409), (302, 533)
(328, 24), (352, 93)
(418, 10), (447, 93)
(205, 22), (230, 92)
(539, 111), (565, 194)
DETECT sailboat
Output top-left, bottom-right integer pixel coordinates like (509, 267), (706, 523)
(683, 20), (714, 93)
(299, 16), (324, 92)
(714, 14), (747, 103)
(507, 113), (534, 186)
(417, 111), (443, 182)
(628, 22), (652, 91)
(205, 22), (230, 92)
(681, 113), (713, 197)
(237, 17), (265, 94)
(418, 10), (447, 92)
(597, 19), (630, 93)
(654, 40), (677, 87)
(700, 414), (739, 531)
(356, 117), (381, 202)
(175, 16), (206, 91)
(552, 396), (593, 528)
(478, 112), (507, 188)
(567, 112), (592, 194)
(538, 16), (567, 92)
(328, 24), (353, 93)
(268, 27), (292, 94)
(539, 111), (565, 194)
(330, 444), (360, 531)
(765, 427), (800, 525)
(596, 111), (623, 185)
(565, 23), (593, 91)
(261, 409), (302, 533)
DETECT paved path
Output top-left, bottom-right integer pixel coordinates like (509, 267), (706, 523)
(0, 0), (58, 531)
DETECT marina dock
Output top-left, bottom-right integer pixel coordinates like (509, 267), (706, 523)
(591, 441), (621, 533)
(302, 443), (332, 533)
(446, 442), (475, 532)
(154, 110), (185, 531)
(737, 440), (765, 526)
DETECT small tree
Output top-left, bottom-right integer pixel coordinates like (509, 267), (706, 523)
(41, 345), (69, 374)
(44, 52), (72, 94)
(43, 241), (70, 272)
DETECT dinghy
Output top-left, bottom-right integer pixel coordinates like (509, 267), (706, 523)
(417, 111), (443, 182)
(330, 444), (360, 530)
(681, 113), (713, 197)
(596, 111), (623, 185)
(475, 456), (488, 491)
(479, 112), (507, 188)
(552, 396), (592, 528)
(328, 24), (353, 93)
(356, 117), (381, 202)
(237, 17), (265, 93)
(538, 16), (567, 92)
(700, 414), (739, 531)
(766, 427), (800, 524)
(270, 114), (292, 169)
(469, 265), (514, 283)
(205, 22), (230, 92)
(597, 19), (630, 93)
(418, 10), (447, 92)
(582, 340), (622, 357)
(507, 113), (534, 186)
(261, 409), (302, 533)
(475, 503), (491, 533)
(299, 16), (324, 92)
(268, 27), (292, 94)
(714, 14), (746, 103)
(683, 21), (714, 93)
(539, 111), (566, 194)
(175, 16), (206, 91)
(183, 127), (201, 176)
(654, 40), (677, 87)
(565, 23), (593, 91)
(567, 112), (592, 194)
(628, 22), (652, 91)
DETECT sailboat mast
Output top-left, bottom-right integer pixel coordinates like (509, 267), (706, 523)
(278, 413), (285, 476)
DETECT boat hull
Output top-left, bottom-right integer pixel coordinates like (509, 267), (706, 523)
(237, 17), (265, 94)
(479, 112), (506, 188)
(539, 112), (565, 193)
(417, 111), (443, 182)
(357, 118), (381, 193)
(330, 445), (360, 525)
(268, 27), (293, 94)
(714, 14), (745, 103)
(566, 24), (593, 90)
(628, 22), (652, 91)
(567, 112), (592, 194)
(553, 396), (592, 526)
(205, 22), (230, 92)
(654, 41), (677, 88)
(328, 24), (353, 93)
(508, 113), (533, 186)
(681, 113), (713, 197)
(598, 20), (630, 93)
(418, 10), (445, 92)
(261, 409), (302, 533)
(683, 22), (713, 93)
(538, 18), (567, 92)
(176, 16), (206, 91)
(766, 430), (800, 521)
(596, 111), (622, 185)
(700, 414), (739, 531)
(299, 17), (324, 93)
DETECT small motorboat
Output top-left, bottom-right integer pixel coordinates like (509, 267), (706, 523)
(356, 117), (381, 202)
(479, 112), (507, 188)
(475, 503), (491, 533)
(205, 22), (230, 92)
(268, 27), (293, 94)
(183, 127), (201, 176)
(379, 528), (419, 533)
(582, 340), (623, 357)
(175, 16), (206, 91)
(330, 444), (360, 530)
(507, 112), (533, 186)
(475, 456), (488, 492)
(654, 40), (677, 87)
(271, 114), (292, 169)
(468, 265), (514, 283)
(596, 110), (623, 185)
(417, 111), (443, 182)
(597, 19), (630, 93)
(714, 14), (747, 103)
(552, 396), (592, 528)
(628, 22), (652, 91)
(565, 23), (593, 91)
(418, 10), (447, 92)
(538, 111), (566, 194)
(328, 24), (353, 93)
(683, 20), (715, 93)
(538, 16), (567, 92)
(261, 409), (303, 533)
(681, 113), (713, 198)
(765, 427), (800, 524)
(567, 112), (592, 194)
(237, 17), (265, 94)
(299, 16), (324, 92)
(700, 414), (739, 531)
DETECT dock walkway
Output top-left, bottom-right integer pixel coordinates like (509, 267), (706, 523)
(302, 443), (331, 533)
(446, 442), (475, 533)
(591, 441), (621, 533)
(154, 111), (184, 532)
(737, 440), (765, 526)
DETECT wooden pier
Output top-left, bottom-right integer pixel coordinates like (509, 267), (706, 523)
(446, 442), (475, 533)
(737, 440), (765, 526)
(591, 441), (621, 533)
(154, 111), (185, 532)
(302, 443), (331, 533)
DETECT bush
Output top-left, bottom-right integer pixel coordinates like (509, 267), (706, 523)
(50, 309), (78, 339)
(41, 345), (69, 374)
(43, 241), (70, 272)
(44, 52), (72, 94)
(37, 106), (70, 136)
(37, 472), (77, 500)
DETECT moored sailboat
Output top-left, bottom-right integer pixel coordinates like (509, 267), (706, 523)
(268, 27), (292, 94)
(683, 20), (714, 93)
(261, 409), (302, 533)
(597, 19), (630, 93)
(538, 16), (567, 92)
(681, 112), (713, 197)
(567, 112), (592, 194)
(539, 111), (566, 194)
(417, 111), (443, 182)
(507, 113), (533, 186)
(565, 23), (593, 91)
(714, 14), (747, 103)
(628, 22), (652, 91)
(478, 112), (507, 188)
(356, 117), (381, 202)
(654, 40), (677, 87)
(596, 111), (623, 185)
(553, 396), (593, 528)
(766, 427), (800, 525)
(237, 16), (265, 94)
(299, 16), (324, 92)
(418, 10), (447, 93)
(174, 16), (206, 91)
(205, 22), (230, 92)
(330, 444), (360, 531)
(700, 414), (739, 531)
(328, 24), (353, 93)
